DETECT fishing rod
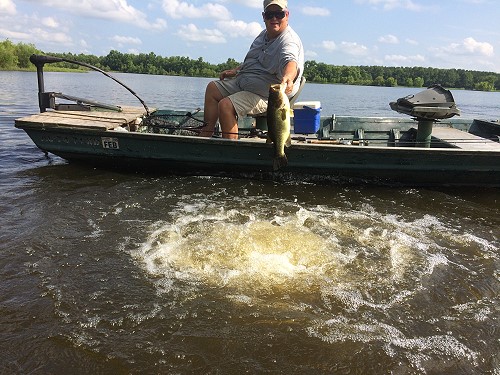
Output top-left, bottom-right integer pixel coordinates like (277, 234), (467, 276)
(29, 54), (150, 116)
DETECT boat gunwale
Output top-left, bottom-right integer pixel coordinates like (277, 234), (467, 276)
(15, 122), (500, 156)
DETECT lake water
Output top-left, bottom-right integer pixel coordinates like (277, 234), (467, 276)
(1, 71), (499, 374)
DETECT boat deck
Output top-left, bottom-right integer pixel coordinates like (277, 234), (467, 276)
(15, 106), (146, 131)
(432, 127), (500, 151)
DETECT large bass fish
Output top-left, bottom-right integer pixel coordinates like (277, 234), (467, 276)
(267, 83), (292, 171)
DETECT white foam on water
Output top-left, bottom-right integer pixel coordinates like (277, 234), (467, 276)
(129, 198), (496, 369)
(131, 205), (344, 299)
(307, 317), (478, 371)
(85, 218), (103, 239)
(462, 232), (499, 255)
(132, 199), (462, 314)
(448, 298), (496, 322)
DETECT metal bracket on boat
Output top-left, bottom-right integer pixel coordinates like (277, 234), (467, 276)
(389, 128), (401, 147)
(39, 92), (122, 112)
(354, 129), (366, 146)
(319, 115), (336, 139)
(29, 54), (150, 115)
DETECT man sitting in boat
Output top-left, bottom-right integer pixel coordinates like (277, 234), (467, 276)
(199, 0), (304, 139)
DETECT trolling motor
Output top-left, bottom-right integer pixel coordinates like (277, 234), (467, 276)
(30, 54), (150, 115)
(390, 84), (460, 147)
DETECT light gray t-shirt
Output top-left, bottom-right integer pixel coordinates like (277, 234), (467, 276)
(236, 26), (304, 98)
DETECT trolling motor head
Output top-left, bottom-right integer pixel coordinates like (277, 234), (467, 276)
(30, 54), (64, 68)
(389, 84), (460, 121)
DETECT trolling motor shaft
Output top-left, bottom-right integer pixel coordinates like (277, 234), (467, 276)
(29, 54), (150, 115)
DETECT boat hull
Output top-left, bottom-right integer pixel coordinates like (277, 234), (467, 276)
(18, 125), (500, 187)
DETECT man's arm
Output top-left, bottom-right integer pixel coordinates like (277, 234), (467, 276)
(282, 61), (298, 95)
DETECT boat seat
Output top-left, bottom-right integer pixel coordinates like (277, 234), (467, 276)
(250, 76), (306, 130)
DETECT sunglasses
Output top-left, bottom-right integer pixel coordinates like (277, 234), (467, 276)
(263, 10), (287, 20)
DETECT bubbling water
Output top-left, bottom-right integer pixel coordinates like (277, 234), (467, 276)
(131, 198), (490, 309)
(129, 190), (498, 371)
(133, 206), (344, 298)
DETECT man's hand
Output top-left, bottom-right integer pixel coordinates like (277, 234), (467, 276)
(282, 77), (294, 95)
(219, 68), (239, 80)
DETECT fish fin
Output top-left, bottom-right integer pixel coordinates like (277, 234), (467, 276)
(285, 134), (292, 147)
(273, 154), (288, 171)
(280, 108), (288, 121)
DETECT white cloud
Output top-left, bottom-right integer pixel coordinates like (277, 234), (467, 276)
(30, 27), (73, 45)
(216, 20), (262, 38)
(162, 0), (231, 20)
(435, 37), (494, 57)
(21, 0), (166, 30)
(305, 50), (318, 59)
(462, 37), (494, 56)
(321, 40), (337, 51)
(0, 28), (30, 40)
(176, 24), (226, 44)
(385, 54), (425, 64)
(301, 6), (330, 16)
(150, 18), (168, 31)
(110, 35), (142, 46)
(339, 41), (369, 56)
(378, 34), (399, 44)
(320, 40), (369, 56)
(41, 17), (59, 28)
(221, 0), (261, 8)
(0, 0), (16, 15)
(427, 37), (495, 71)
(79, 39), (89, 49)
(355, 0), (426, 11)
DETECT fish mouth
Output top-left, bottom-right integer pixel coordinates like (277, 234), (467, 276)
(270, 83), (285, 93)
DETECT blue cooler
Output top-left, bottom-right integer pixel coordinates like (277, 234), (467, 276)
(293, 101), (321, 134)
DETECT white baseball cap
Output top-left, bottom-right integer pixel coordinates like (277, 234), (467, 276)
(263, 0), (288, 10)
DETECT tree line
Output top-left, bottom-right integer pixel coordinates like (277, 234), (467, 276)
(1, 39), (499, 91)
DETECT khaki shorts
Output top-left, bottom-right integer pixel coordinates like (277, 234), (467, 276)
(214, 79), (268, 118)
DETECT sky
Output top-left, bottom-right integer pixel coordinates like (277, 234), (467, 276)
(1, 0), (499, 73)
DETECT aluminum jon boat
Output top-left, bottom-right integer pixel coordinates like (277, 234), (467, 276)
(15, 55), (500, 187)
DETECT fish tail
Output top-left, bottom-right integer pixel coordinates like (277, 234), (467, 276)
(273, 154), (288, 171)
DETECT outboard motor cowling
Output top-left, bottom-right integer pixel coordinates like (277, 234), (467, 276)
(389, 84), (460, 120)
(389, 84), (460, 147)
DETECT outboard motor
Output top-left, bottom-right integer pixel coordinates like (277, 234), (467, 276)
(390, 84), (460, 147)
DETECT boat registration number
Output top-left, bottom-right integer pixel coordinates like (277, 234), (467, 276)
(101, 137), (119, 149)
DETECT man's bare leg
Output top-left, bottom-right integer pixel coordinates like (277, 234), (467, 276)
(200, 82), (223, 137)
(218, 97), (239, 139)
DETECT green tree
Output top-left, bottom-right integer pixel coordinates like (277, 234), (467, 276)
(474, 81), (494, 91)
(217, 58), (240, 73)
(0, 39), (18, 69)
(440, 69), (460, 88)
(413, 77), (424, 87)
(14, 42), (38, 68)
(102, 50), (127, 71)
(385, 77), (397, 87)
(373, 75), (385, 86)
(458, 70), (474, 90)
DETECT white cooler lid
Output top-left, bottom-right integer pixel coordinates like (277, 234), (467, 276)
(293, 101), (321, 109)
